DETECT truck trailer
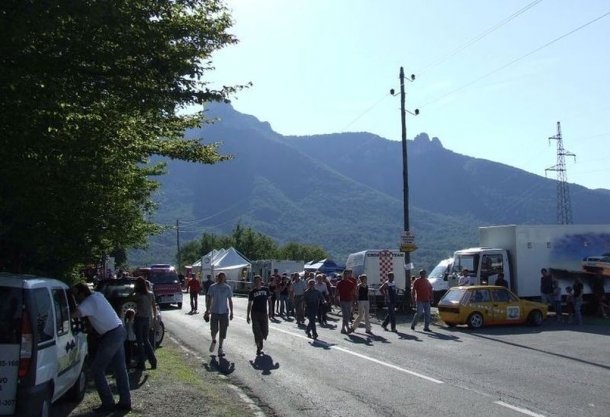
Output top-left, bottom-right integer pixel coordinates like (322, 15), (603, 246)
(345, 249), (407, 291)
(447, 224), (610, 299)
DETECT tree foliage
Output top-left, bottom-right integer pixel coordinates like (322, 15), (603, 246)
(0, 0), (246, 278)
(179, 226), (327, 265)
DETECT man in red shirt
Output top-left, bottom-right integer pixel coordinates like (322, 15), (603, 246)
(186, 274), (202, 314)
(410, 269), (433, 332)
(335, 270), (357, 333)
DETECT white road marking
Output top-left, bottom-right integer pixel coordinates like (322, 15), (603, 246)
(266, 321), (444, 384)
(494, 401), (546, 417)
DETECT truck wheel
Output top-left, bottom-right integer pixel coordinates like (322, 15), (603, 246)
(467, 312), (484, 329)
(527, 310), (543, 326)
(65, 364), (87, 402)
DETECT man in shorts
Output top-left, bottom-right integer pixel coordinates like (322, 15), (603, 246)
(204, 272), (233, 357)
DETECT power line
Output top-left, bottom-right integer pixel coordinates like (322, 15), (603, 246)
(421, 10), (610, 108)
(419, 0), (544, 76)
(340, 92), (392, 132)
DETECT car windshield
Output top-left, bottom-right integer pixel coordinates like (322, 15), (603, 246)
(452, 253), (479, 275)
(97, 281), (135, 299)
(149, 270), (178, 284)
(429, 261), (450, 280)
(0, 286), (22, 344)
(440, 288), (466, 304)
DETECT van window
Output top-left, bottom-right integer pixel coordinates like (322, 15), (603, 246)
(32, 288), (54, 343)
(0, 286), (22, 344)
(52, 289), (70, 336)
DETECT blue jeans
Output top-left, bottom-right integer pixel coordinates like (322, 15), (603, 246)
(134, 317), (157, 368)
(340, 301), (352, 329)
(92, 325), (131, 407)
(382, 302), (396, 330)
(411, 301), (431, 329)
(279, 294), (289, 315)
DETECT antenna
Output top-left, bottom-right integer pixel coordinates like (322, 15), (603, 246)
(545, 122), (576, 224)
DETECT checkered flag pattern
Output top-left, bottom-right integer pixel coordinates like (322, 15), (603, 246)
(379, 250), (393, 280)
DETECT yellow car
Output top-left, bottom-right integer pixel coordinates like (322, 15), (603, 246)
(437, 285), (548, 329)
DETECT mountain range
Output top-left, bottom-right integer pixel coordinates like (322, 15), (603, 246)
(130, 102), (610, 271)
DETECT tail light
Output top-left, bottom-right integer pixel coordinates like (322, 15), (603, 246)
(18, 310), (33, 378)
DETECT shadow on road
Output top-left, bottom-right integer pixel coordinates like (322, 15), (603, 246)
(204, 355), (235, 375)
(249, 354), (280, 375)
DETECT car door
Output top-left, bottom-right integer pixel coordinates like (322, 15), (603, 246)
(51, 287), (76, 397)
(0, 284), (22, 416)
(468, 289), (494, 323)
(490, 288), (522, 324)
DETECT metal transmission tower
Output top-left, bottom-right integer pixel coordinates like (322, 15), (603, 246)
(545, 122), (576, 224)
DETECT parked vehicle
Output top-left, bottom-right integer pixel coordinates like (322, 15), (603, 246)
(581, 253), (610, 276)
(346, 250), (406, 289)
(427, 257), (453, 305)
(0, 274), (88, 417)
(135, 265), (183, 309)
(437, 285), (548, 329)
(94, 278), (165, 347)
(447, 225), (610, 299)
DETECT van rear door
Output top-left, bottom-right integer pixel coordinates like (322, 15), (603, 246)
(0, 285), (22, 415)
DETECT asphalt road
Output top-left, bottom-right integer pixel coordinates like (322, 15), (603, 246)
(163, 295), (610, 417)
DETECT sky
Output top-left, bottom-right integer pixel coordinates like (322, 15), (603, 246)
(207, 0), (610, 190)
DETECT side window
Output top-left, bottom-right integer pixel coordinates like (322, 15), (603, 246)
(491, 289), (511, 302)
(52, 289), (70, 336)
(0, 286), (22, 344)
(471, 289), (491, 303)
(32, 288), (54, 343)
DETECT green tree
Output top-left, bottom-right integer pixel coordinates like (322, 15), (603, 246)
(0, 1), (246, 278)
(278, 242), (327, 262)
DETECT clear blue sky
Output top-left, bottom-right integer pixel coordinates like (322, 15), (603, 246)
(208, 0), (610, 190)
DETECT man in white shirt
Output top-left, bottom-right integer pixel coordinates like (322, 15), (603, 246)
(204, 272), (233, 357)
(73, 283), (131, 412)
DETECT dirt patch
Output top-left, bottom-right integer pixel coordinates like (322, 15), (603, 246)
(51, 334), (271, 417)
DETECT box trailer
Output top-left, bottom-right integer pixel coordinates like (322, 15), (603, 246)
(447, 224), (610, 299)
(345, 249), (407, 291)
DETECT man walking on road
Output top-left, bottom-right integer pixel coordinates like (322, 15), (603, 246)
(336, 270), (357, 334)
(204, 272), (233, 357)
(379, 272), (398, 332)
(246, 275), (271, 355)
(186, 274), (201, 314)
(303, 279), (324, 340)
(411, 269), (433, 332)
(291, 272), (307, 325)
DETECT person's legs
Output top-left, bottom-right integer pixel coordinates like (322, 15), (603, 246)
(411, 302), (422, 329)
(352, 300), (365, 329)
(423, 302), (431, 329)
(218, 313), (229, 352)
(135, 317), (156, 367)
(574, 299), (583, 325)
(252, 312), (263, 346)
(362, 300), (371, 331)
(309, 311), (318, 338)
(295, 295), (304, 323)
(388, 302), (396, 330)
(109, 327), (131, 407)
(91, 326), (125, 407)
(340, 301), (351, 331)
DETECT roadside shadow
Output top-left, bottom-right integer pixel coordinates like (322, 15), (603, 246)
(346, 333), (373, 346)
(362, 332), (390, 344)
(203, 355), (235, 375)
(309, 339), (334, 350)
(249, 354), (280, 375)
(395, 330), (419, 341)
(422, 330), (462, 342)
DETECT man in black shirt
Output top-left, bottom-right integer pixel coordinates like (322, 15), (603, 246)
(247, 275), (271, 355)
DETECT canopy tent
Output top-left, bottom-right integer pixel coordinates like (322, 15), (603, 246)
(200, 247), (251, 290)
(303, 258), (345, 274)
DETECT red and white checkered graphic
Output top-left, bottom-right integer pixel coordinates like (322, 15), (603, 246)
(378, 250), (393, 280)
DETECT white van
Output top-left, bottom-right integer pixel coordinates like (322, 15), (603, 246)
(0, 274), (88, 417)
(427, 258), (453, 305)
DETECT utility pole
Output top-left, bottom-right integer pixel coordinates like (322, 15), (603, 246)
(176, 219), (181, 272)
(545, 122), (575, 224)
(391, 67), (418, 299)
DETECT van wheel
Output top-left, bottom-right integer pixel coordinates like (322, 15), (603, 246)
(467, 312), (484, 329)
(527, 310), (543, 326)
(65, 364), (87, 402)
(39, 388), (52, 417)
(155, 321), (165, 347)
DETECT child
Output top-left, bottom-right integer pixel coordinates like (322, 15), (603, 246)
(564, 287), (574, 324)
(124, 308), (136, 367)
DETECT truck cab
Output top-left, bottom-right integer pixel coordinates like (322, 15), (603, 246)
(449, 248), (512, 291)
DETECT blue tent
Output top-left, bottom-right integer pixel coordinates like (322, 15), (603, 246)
(304, 258), (345, 274)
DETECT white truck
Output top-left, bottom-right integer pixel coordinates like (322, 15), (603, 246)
(446, 224), (610, 299)
(345, 249), (407, 292)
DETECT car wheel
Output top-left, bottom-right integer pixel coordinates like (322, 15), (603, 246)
(155, 321), (165, 347)
(65, 364), (87, 402)
(527, 310), (543, 326)
(177, 302), (182, 309)
(121, 301), (138, 318)
(467, 312), (484, 329)
(39, 387), (52, 417)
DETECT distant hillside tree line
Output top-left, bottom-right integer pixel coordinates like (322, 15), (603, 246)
(179, 224), (327, 265)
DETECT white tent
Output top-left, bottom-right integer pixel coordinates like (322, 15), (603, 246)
(200, 247), (251, 291)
